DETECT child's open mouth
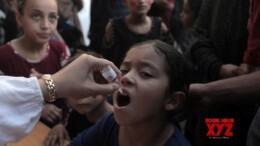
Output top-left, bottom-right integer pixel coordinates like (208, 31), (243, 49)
(117, 89), (131, 107)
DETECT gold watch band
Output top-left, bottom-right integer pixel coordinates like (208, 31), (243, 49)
(41, 74), (57, 102)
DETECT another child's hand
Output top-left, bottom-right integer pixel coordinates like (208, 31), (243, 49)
(30, 68), (42, 78)
(0, 70), (4, 75)
(41, 104), (62, 124)
(43, 123), (70, 146)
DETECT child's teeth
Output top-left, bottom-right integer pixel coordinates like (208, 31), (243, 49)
(118, 88), (123, 94)
(118, 88), (128, 96)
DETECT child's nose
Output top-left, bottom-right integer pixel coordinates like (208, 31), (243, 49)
(120, 73), (135, 86)
(40, 17), (50, 29)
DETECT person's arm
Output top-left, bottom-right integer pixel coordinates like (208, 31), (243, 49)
(0, 54), (120, 144)
(0, 76), (44, 144)
(243, 0), (260, 65)
(190, 33), (223, 82)
(189, 71), (260, 105)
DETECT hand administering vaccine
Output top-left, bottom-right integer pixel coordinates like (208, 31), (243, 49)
(0, 54), (122, 144)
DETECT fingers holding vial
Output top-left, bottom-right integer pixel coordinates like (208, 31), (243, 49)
(94, 65), (119, 84)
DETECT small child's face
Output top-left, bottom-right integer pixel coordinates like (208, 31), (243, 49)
(124, 0), (154, 15)
(180, 0), (197, 28)
(68, 95), (105, 115)
(16, 0), (59, 44)
(58, 0), (74, 19)
(113, 44), (170, 125)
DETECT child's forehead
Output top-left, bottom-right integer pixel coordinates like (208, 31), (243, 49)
(24, 0), (58, 10)
(124, 45), (166, 67)
(127, 44), (156, 56)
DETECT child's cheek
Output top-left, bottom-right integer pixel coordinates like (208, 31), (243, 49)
(130, 1), (137, 7)
(148, 0), (153, 5)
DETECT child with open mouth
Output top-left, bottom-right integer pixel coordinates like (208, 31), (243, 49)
(69, 40), (191, 146)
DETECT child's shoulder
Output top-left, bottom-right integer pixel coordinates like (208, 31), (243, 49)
(0, 42), (12, 50)
(48, 40), (68, 54)
(165, 125), (191, 146)
(48, 40), (70, 63)
(68, 112), (118, 145)
(84, 113), (117, 139)
(0, 43), (14, 57)
(97, 112), (116, 128)
(48, 40), (66, 48)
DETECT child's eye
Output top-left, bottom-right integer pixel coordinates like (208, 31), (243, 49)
(140, 72), (153, 78)
(120, 69), (128, 75)
(49, 14), (58, 23)
(31, 13), (41, 20)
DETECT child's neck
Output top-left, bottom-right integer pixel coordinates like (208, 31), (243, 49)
(125, 15), (151, 34)
(12, 36), (49, 61)
(119, 119), (174, 146)
(126, 14), (148, 25)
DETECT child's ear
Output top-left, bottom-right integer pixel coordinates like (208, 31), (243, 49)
(164, 91), (185, 111)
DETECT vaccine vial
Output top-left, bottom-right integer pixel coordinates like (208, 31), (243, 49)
(101, 65), (117, 82)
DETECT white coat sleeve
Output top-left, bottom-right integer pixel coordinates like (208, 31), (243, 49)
(0, 76), (44, 144)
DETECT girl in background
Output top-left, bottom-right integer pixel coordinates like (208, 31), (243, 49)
(103, 0), (174, 67)
(0, 0), (70, 129)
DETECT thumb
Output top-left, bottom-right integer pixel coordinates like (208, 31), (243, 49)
(93, 83), (120, 96)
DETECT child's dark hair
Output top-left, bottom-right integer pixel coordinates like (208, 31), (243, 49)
(17, 0), (25, 14)
(189, 0), (203, 18)
(131, 40), (191, 121)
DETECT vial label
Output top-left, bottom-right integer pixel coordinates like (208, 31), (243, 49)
(101, 66), (117, 82)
